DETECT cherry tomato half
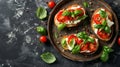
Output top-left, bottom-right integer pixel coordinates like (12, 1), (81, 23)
(118, 36), (120, 45)
(97, 29), (110, 39)
(40, 36), (47, 43)
(93, 14), (102, 24)
(48, 1), (56, 9)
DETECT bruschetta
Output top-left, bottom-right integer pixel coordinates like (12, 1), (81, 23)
(61, 32), (99, 54)
(91, 8), (114, 41)
(54, 4), (87, 28)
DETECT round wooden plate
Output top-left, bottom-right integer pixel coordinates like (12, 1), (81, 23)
(48, 0), (119, 62)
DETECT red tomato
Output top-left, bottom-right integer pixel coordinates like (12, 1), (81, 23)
(77, 39), (83, 45)
(81, 44), (89, 51)
(48, 1), (56, 9)
(118, 36), (120, 45)
(89, 43), (96, 52)
(68, 34), (78, 44)
(97, 30), (110, 39)
(93, 14), (102, 24)
(39, 36), (47, 43)
(56, 10), (69, 22)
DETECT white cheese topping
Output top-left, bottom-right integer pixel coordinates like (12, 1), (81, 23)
(68, 6), (81, 10)
(106, 17), (114, 27)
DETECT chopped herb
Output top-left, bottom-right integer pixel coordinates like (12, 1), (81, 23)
(72, 45), (80, 54)
(36, 7), (47, 20)
(57, 23), (66, 31)
(62, 10), (71, 16)
(99, 10), (107, 18)
(77, 32), (94, 44)
(69, 39), (75, 50)
(94, 20), (111, 33)
(83, 1), (90, 8)
(40, 52), (56, 64)
(61, 38), (67, 48)
(74, 10), (82, 16)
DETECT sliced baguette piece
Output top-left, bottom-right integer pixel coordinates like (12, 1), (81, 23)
(54, 4), (86, 27)
(91, 8), (113, 41)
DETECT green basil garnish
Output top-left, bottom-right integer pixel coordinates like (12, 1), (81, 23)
(99, 10), (107, 18)
(72, 45), (80, 54)
(57, 23), (66, 31)
(69, 39), (75, 50)
(61, 38), (67, 48)
(40, 52), (56, 64)
(36, 7), (47, 20)
(94, 20), (111, 33)
(74, 10), (82, 16)
(77, 32), (94, 44)
(62, 10), (71, 16)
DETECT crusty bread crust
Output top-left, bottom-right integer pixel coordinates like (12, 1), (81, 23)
(91, 8), (113, 41)
(54, 4), (86, 27)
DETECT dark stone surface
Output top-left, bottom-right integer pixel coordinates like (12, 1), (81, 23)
(0, 0), (120, 67)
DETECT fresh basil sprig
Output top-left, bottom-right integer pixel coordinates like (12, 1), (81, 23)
(77, 32), (94, 44)
(77, 14), (88, 20)
(99, 10), (107, 18)
(94, 20), (111, 33)
(100, 46), (113, 62)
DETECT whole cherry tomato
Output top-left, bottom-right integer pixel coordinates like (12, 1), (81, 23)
(48, 1), (56, 9)
(118, 36), (120, 45)
(40, 36), (47, 43)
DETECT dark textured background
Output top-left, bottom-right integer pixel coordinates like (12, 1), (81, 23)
(0, 0), (120, 67)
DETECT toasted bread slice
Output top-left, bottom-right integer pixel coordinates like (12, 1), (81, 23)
(54, 4), (86, 27)
(91, 8), (113, 41)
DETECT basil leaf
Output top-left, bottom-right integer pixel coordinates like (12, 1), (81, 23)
(57, 23), (66, 31)
(87, 37), (94, 43)
(36, 26), (47, 35)
(71, 12), (75, 17)
(102, 20), (107, 26)
(103, 46), (113, 53)
(69, 39), (75, 50)
(62, 10), (71, 16)
(104, 26), (111, 33)
(40, 52), (56, 64)
(72, 45), (80, 54)
(36, 7), (47, 20)
(83, 39), (88, 44)
(61, 38), (66, 48)
(74, 10), (82, 16)
(77, 15), (88, 20)
(100, 51), (109, 62)
(94, 24), (102, 29)
(83, 1), (90, 8)
(99, 10), (107, 18)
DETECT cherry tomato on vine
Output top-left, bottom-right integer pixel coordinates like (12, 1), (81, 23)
(48, 1), (56, 9)
(40, 36), (47, 43)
